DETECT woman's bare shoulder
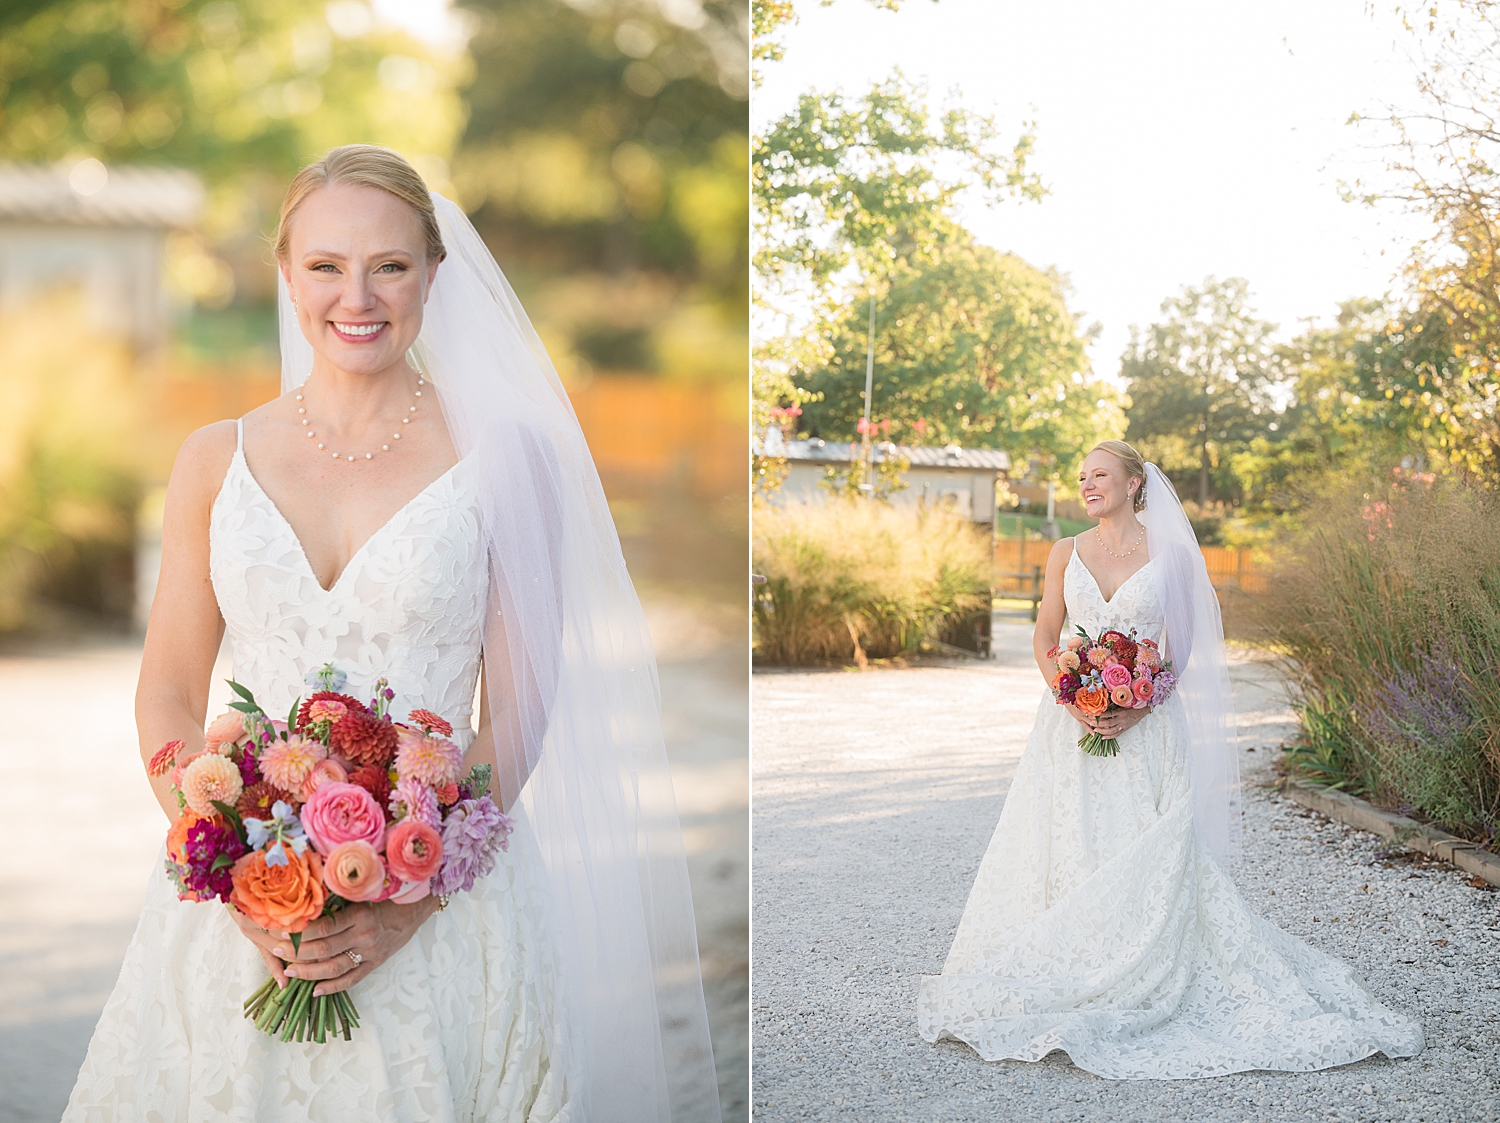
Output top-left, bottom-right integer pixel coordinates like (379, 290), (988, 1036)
(1048, 536), (1076, 566)
(167, 420), (239, 510)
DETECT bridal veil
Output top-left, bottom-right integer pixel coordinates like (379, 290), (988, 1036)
(276, 194), (719, 1121)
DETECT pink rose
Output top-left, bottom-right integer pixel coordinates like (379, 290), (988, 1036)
(1132, 676), (1155, 702)
(1101, 663), (1132, 690)
(299, 782), (385, 856)
(300, 758), (349, 802)
(386, 819), (443, 882)
(322, 840), (386, 902)
(205, 710), (246, 748)
(1110, 684), (1135, 708)
(1056, 650), (1081, 674)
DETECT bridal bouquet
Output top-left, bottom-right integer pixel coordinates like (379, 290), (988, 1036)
(1045, 627), (1177, 757)
(149, 664), (513, 1043)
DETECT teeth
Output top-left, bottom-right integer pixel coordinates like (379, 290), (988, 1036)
(334, 322), (384, 336)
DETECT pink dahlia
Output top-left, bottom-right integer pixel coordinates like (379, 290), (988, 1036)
(395, 729), (462, 788)
(408, 708), (453, 738)
(258, 735), (328, 792)
(389, 778), (441, 828)
(181, 753), (244, 816)
(147, 739), (183, 778)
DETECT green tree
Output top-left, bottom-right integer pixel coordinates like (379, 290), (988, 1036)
(1344, 1), (1500, 480)
(754, 72), (1041, 295)
(796, 238), (1114, 466)
(0, 0), (467, 307)
(1122, 278), (1289, 505)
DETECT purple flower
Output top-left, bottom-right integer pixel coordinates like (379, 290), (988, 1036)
(433, 797), (514, 895)
(237, 748), (259, 788)
(181, 819), (247, 902)
(1150, 670), (1178, 706)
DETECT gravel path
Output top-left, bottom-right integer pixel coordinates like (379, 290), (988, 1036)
(751, 619), (1500, 1122)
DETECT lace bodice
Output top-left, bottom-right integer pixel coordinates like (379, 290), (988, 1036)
(208, 420), (487, 735)
(1062, 545), (1162, 641)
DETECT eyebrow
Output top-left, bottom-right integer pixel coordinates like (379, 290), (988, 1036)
(300, 249), (415, 261)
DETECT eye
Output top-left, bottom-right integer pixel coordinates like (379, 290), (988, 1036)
(377, 262), (408, 274)
(310, 263), (338, 273)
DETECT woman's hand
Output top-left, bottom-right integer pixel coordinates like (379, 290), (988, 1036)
(270, 898), (440, 997)
(1065, 704), (1098, 732)
(1092, 706), (1152, 740)
(225, 904), (291, 988)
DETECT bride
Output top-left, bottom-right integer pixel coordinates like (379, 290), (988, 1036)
(918, 440), (1423, 1079)
(64, 146), (719, 1121)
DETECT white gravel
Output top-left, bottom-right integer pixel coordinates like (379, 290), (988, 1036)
(751, 620), (1500, 1122)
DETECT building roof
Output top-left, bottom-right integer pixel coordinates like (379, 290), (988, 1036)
(0, 161), (204, 228)
(778, 436), (1011, 471)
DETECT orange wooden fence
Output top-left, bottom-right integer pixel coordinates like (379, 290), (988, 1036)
(992, 538), (1268, 598)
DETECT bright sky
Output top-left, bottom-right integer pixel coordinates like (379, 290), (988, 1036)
(754, 0), (1438, 382)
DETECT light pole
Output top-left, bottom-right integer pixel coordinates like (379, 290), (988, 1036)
(861, 289), (876, 496)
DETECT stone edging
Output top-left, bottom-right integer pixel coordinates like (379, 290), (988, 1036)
(1280, 779), (1500, 887)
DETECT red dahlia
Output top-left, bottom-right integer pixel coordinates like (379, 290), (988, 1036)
(1102, 630), (1138, 665)
(296, 691), (369, 730)
(147, 739), (184, 778)
(346, 762), (393, 809)
(408, 708), (453, 738)
(330, 711), (399, 768)
(236, 781), (297, 820)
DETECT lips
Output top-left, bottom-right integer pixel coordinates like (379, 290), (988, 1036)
(330, 321), (388, 343)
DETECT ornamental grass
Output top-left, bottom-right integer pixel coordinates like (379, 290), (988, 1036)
(1260, 475), (1500, 843)
(752, 498), (990, 665)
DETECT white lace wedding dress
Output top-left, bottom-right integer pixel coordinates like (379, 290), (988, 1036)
(64, 421), (569, 1121)
(917, 547), (1424, 1079)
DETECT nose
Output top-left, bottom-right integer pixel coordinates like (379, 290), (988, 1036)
(339, 272), (379, 314)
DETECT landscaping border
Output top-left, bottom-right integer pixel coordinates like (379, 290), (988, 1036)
(1280, 778), (1500, 886)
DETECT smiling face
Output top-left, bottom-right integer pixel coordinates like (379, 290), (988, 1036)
(278, 182), (439, 379)
(1078, 449), (1141, 520)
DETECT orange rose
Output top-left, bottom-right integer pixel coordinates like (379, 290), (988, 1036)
(229, 848), (326, 933)
(1074, 685), (1109, 717)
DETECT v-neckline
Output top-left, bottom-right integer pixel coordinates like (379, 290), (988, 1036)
(233, 449), (461, 595)
(1071, 547), (1152, 606)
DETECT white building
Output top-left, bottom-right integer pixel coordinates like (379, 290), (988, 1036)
(760, 428), (1011, 525)
(0, 159), (204, 349)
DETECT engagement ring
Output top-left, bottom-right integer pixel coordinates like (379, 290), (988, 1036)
(346, 950), (363, 968)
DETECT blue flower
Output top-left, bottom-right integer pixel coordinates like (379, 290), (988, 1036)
(303, 663), (348, 693)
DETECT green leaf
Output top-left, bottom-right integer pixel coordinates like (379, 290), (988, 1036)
(286, 697), (301, 737)
(290, 931), (302, 954)
(228, 701), (260, 715)
(210, 853), (236, 872)
(210, 799), (245, 835)
(227, 679), (259, 705)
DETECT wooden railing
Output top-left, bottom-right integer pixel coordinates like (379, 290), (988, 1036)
(991, 538), (1268, 603)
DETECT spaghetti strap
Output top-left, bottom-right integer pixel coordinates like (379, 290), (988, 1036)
(235, 417), (243, 452)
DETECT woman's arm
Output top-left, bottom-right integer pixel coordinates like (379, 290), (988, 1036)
(1032, 537), (1074, 679)
(135, 422), (237, 821)
(1031, 537), (1097, 733)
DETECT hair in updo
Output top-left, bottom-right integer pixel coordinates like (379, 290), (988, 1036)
(274, 145), (446, 264)
(1089, 439), (1147, 512)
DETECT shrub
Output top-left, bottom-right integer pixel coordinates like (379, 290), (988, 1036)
(752, 498), (990, 665)
(1261, 475), (1500, 840)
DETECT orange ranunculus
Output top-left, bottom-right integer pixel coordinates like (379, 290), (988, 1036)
(1074, 685), (1109, 717)
(229, 848), (326, 933)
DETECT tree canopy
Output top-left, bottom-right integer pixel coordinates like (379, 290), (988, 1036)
(797, 238), (1114, 464)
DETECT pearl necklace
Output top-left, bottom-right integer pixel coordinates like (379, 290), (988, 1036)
(296, 377), (424, 462)
(1096, 524), (1144, 559)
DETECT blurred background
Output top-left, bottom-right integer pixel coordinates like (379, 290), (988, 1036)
(0, 1), (747, 1119)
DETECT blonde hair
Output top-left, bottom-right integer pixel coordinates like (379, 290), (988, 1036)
(1089, 439), (1147, 512)
(274, 145), (446, 264)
